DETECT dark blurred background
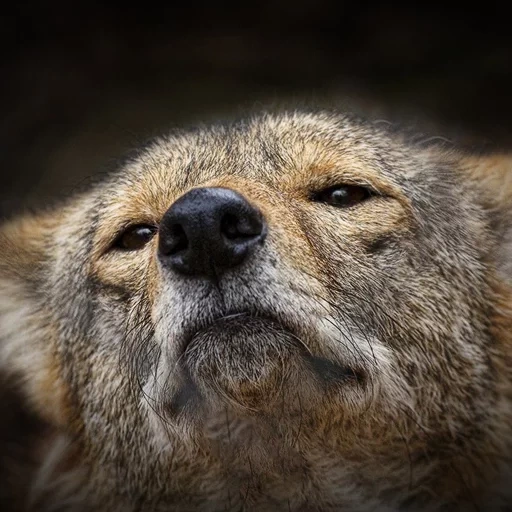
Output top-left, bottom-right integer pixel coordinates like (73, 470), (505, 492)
(1, 4), (511, 216)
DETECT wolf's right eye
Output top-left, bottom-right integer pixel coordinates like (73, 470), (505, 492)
(113, 225), (157, 251)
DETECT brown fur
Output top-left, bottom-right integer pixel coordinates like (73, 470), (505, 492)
(1, 111), (512, 511)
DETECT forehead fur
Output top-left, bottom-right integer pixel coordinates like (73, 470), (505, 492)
(123, 111), (405, 185)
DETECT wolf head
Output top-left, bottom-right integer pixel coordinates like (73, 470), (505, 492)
(1, 111), (511, 511)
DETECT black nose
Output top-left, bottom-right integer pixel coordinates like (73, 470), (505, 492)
(158, 187), (267, 278)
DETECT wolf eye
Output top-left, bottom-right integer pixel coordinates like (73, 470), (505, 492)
(312, 185), (372, 208)
(114, 225), (157, 251)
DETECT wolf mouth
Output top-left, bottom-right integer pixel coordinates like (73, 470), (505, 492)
(180, 311), (291, 352)
(179, 311), (364, 385)
(162, 311), (366, 419)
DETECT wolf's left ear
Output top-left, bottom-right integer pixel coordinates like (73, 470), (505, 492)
(461, 153), (512, 280)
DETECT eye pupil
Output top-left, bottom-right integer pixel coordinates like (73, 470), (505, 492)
(313, 185), (371, 208)
(116, 225), (157, 251)
(330, 188), (350, 204)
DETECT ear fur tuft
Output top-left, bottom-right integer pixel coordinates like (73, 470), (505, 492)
(460, 153), (512, 280)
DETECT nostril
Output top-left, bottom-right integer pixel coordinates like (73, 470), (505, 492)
(221, 213), (263, 241)
(221, 213), (243, 240)
(161, 224), (188, 255)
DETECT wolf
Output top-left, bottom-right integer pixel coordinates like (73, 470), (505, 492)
(0, 111), (511, 511)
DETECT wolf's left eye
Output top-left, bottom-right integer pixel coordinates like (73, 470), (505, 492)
(113, 225), (158, 251)
(311, 185), (372, 208)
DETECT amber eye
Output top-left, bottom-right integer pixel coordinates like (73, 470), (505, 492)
(113, 225), (158, 251)
(312, 185), (372, 208)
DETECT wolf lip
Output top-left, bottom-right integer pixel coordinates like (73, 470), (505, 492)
(179, 312), (363, 386)
(179, 311), (283, 355)
(182, 313), (279, 351)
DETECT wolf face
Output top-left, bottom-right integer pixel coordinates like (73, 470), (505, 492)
(1, 111), (511, 511)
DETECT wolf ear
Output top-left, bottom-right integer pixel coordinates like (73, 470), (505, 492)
(0, 212), (67, 425)
(0, 212), (60, 283)
(0, 213), (78, 505)
(461, 153), (512, 280)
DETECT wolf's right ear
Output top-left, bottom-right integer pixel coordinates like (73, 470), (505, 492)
(0, 212), (60, 283)
(0, 211), (69, 426)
